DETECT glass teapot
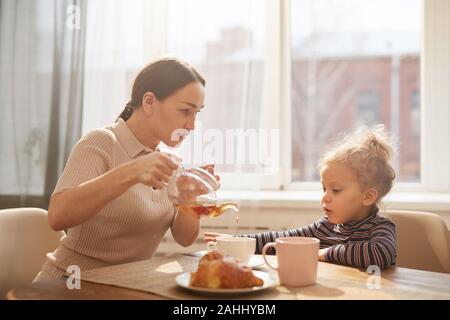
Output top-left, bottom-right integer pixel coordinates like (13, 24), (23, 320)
(167, 166), (238, 219)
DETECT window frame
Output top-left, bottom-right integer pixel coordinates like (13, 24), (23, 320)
(419, 0), (450, 193)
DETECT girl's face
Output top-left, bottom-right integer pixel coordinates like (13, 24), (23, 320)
(320, 163), (373, 224)
(152, 81), (205, 148)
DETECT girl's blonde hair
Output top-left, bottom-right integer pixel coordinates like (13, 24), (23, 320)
(318, 124), (396, 202)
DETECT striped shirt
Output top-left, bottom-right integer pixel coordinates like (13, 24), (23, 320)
(241, 206), (397, 270)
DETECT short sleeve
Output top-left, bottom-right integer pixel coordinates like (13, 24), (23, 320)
(52, 129), (115, 195)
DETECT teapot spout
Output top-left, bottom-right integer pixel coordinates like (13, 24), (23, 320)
(214, 202), (239, 217)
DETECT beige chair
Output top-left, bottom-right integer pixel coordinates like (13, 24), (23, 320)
(0, 207), (64, 298)
(382, 210), (450, 274)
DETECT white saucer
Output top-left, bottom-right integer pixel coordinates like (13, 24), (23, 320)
(175, 271), (275, 296)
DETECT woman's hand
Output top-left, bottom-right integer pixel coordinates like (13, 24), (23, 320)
(199, 164), (220, 189)
(174, 164), (221, 203)
(204, 232), (231, 243)
(132, 152), (179, 189)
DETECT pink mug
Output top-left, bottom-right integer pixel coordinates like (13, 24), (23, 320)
(262, 237), (320, 286)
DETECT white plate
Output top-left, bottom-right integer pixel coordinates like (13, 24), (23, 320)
(190, 251), (266, 268)
(175, 271), (275, 295)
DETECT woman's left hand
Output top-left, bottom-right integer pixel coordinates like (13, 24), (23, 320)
(198, 164), (220, 189)
(174, 164), (220, 203)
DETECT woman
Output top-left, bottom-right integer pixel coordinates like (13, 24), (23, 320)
(34, 57), (216, 282)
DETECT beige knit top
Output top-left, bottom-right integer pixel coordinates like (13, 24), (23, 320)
(34, 119), (181, 281)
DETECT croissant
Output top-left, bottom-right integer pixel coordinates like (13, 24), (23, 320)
(190, 250), (264, 289)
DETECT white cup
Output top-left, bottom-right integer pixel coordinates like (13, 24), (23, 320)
(207, 236), (256, 265)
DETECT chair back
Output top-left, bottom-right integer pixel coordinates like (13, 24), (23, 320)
(382, 210), (450, 274)
(0, 207), (64, 298)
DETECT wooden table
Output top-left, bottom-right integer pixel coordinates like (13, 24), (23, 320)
(6, 278), (164, 300)
(7, 254), (450, 300)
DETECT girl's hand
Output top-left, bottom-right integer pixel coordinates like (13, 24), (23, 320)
(318, 248), (329, 261)
(132, 152), (179, 189)
(204, 232), (231, 243)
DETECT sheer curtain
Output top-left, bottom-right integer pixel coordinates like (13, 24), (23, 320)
(81, 0), (166, 132)
(0, 0), (87, 208)
(82, 0), (142, 132)
(81, 0), (280, 190)
(164, 0), (279, 190)
(290, 0), (421, 183)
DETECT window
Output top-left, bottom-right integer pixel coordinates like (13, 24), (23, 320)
(2, 0), (449, 205)
(290, 0), (421, 183)
(79, 0), (450, 194)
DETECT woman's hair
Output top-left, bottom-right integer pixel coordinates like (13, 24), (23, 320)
(118, 56), (205, 121)
(318, 124), (396, 202)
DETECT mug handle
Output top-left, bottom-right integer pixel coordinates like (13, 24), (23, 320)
(206, 241), (217, 251)
(262, 242), (278, 270)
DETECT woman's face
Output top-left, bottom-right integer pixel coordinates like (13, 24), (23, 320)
(153, 81), (205, 148)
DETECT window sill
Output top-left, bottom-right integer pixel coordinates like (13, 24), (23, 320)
(217, 190), (450, 213)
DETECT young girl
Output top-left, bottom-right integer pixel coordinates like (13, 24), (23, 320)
(206, 125), (397, 270)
